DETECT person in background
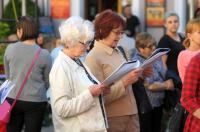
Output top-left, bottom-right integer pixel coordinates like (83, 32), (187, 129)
(181, 53), (200, 132)
(133, 32), (174, 132)
(36, 33), (44, 48)
(4, 16), (52, 132)
(157, 13), (185, 130)
(49, 16), (109, 132)
(178, 18), (200, 82)
(157, 12), (185, 76)
(117, 34), (136, 61)
(123, 4), (140, 38)
(50, 38), (63, 63)
(85, 10), (151, 132)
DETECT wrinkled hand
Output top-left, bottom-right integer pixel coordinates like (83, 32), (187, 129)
(122, 68), (143, 88)
(148, 82), (164, 91)
(164, 79), (174, 90)
(89, 84), (110, 97)
(142, 65), (153, 77)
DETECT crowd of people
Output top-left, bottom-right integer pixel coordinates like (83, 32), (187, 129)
(1, 5), (200, 132)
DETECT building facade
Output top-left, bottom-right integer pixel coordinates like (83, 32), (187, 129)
(1, 0), (200, 40)
(45, 0), (199, 40)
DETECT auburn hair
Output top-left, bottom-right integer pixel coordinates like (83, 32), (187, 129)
(94, 10), (126, 40)
(183, 18), (200, 48)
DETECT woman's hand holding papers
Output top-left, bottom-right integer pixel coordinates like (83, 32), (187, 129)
(89, 84), (110, 97)
(142, 65), (153, 77)
(122, 68), (143, 88)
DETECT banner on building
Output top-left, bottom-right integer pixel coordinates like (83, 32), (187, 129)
(146, 0), (165, 27)
(51, 0), (70, 19)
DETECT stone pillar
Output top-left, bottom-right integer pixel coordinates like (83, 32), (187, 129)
(44, 0), (50, 16)
(174, 0), (187, 33)
(132, 0), (145, 31)
(70, 0), (84, 18)
(188, 0), (194, 19)
(0, 0), (3, 18)
(22, 0), (26, 16)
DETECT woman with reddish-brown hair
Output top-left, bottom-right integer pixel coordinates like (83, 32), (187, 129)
(85, 9), (148, 132)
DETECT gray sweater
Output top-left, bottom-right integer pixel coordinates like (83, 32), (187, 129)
(4, 42), (52, 102)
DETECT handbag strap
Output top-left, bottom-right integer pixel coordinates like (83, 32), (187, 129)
(11, 48), (42, 109)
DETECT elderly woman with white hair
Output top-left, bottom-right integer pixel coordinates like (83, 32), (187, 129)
(49, 16), (108, 132)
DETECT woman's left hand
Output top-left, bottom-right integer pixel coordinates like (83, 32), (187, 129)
(89, 84), (110, 97)
(142, 65), (153, 77)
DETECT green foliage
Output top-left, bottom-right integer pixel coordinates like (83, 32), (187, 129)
(0, 44), (7, 64)
(3, 0), (40, 35)
(0, 22), (10, 39)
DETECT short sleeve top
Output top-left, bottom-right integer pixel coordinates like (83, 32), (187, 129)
(157, 34), (185, 75)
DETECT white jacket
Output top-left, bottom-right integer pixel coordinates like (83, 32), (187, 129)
(49, 51), (107, 132)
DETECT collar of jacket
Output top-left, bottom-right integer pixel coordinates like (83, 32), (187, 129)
(135, 50), (148, 59)
(94, 41), (119, 55)
(59, 50), (80, 70)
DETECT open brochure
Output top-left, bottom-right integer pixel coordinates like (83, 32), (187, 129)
(140, 48), (170, 68)
(101, 48), (170, 85)
(102, 60), (140, 85)
(0, 80), (15, 104)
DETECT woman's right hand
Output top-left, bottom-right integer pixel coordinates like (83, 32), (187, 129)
(89, 84), (109, 97)
(122, 68), (142, 88)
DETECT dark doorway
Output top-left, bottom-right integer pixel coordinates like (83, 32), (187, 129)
(85, 0), (118, 21)
(100, 0), (117, 12)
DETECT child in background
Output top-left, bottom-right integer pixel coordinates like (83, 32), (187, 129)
(178, 18), (200, 82)
(181, 53), (200, 132)
(36, 33), (44, 48)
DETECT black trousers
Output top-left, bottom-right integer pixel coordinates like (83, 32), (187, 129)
(139, 105), (163, 132)
(6, 98), (47, 132)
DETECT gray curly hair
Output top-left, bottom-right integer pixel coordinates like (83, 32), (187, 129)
(59, 16), (94, 48)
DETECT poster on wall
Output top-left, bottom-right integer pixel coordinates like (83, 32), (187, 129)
(51, 0), (70, 19)
(146, 0), (165, 27)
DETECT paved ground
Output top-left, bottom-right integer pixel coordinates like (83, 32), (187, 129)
(42, 125), (54, 132)
(21, 125), (54, 132)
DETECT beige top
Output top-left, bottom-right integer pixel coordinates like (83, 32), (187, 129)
(85, 41), (138, 117)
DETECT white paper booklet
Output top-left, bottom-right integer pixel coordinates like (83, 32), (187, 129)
(102, 60), (140, 85)
(101, 48), (170, 85)
(0, 80), (15, 104)
(140, 48), (170, 68)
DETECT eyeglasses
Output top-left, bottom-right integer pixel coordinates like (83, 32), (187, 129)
(79, 40), (93, 47)
(112, 30), (124, 36)
(145, 43), (156, 49)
